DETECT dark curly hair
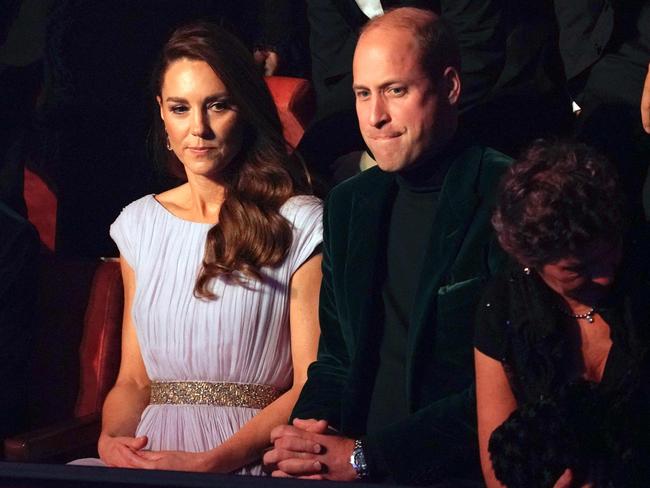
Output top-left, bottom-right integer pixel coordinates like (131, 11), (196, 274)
(150, 22), (310, 299)
(492, 140), (626, 268)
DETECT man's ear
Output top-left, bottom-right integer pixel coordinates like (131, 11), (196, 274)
(442, 66), (461, 106)
(156, 95), (164, 121)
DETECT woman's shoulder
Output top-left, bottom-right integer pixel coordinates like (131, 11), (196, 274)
(279, 195), (323, 224)
(475, 262), (551, 359)
(114, 194), (158, 223)
(279, 195), (324, 265)
(110, 194), (159, 267)
(479, 263), (522, 312)
(152, 184), (188, 208)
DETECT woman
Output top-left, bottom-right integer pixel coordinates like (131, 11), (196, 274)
(474, 141), (650, 487)
(87, 22), (322, 474)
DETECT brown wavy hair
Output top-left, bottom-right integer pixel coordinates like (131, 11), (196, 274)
(492, 140), (626, 268)
(151, 22), (310, 298)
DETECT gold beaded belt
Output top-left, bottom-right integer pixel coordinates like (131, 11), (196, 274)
(149, 381), (283, 409)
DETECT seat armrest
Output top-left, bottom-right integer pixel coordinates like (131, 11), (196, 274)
(4, 413), (100, 462)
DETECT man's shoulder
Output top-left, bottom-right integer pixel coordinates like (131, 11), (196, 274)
(465, 144), (512, 171)
(479, 145), (513, 165)
(444, 143), (511, 203)
(327, 165), (392, 205)
(470, 145), (512, 196)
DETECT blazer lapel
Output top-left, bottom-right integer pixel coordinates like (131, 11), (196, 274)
(405, 147), (483, 402)
(339, 171), (396, 427)
(346, 172), (396, 345)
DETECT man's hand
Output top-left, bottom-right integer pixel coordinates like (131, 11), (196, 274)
(641, 63), (650, 134)
(263, 418), (358, 481)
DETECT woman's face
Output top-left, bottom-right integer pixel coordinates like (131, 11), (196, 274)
(537, 239), (623, 304)
(157, 58), (244, 179)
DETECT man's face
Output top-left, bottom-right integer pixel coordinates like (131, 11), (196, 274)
(352, 26), (458, 172)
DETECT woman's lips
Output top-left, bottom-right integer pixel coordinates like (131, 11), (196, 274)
(187, 146), (216, 154)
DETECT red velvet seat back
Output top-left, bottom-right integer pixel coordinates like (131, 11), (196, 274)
(26, 257), (100, 428)
(24, 258), (123, 425)
(24, 168), (57, 252)
(74, 259), (123, 418)
(264, 76), (315, 149)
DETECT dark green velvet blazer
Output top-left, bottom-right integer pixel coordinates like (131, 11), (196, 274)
(292, 144), (511, 484)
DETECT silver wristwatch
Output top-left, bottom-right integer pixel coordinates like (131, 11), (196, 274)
(349, 438), (370, 480)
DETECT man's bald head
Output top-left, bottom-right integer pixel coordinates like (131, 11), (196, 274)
(360, 7), (460, 81)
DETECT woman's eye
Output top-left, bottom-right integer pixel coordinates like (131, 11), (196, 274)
(170, 105), (188, 114)
(210, 101), (228, 112)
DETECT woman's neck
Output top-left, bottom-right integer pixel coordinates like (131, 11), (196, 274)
(560, 290), (606, 315)
(190, 176), (226, 216)
(163, 176), (226, 224)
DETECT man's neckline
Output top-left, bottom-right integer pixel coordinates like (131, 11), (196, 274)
(395, 133), (465, 192)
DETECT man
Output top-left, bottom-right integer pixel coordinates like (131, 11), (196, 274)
(264, 8), (511, 485)
(300, 0), (569, 187)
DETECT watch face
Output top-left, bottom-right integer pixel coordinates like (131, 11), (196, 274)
(353, 450), (363, 465)
(350, 440), (368, 479)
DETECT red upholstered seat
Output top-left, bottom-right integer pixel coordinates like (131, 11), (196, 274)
(23, 168), (57, 253)
(4, 259), (123, 461)
(74, 259), (123, 418)
(264, 76), (315, 149)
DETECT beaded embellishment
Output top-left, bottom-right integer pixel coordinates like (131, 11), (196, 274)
(150, 381), (283, 409)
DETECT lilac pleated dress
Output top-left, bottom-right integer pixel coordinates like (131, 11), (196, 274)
(73, 194), (322, 474)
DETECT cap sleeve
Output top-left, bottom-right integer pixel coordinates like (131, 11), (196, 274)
(282, 195), (324, 276)
(109, 200), (143, 269)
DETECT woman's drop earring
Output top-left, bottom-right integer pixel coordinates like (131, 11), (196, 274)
(166, 134), (172, 151)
